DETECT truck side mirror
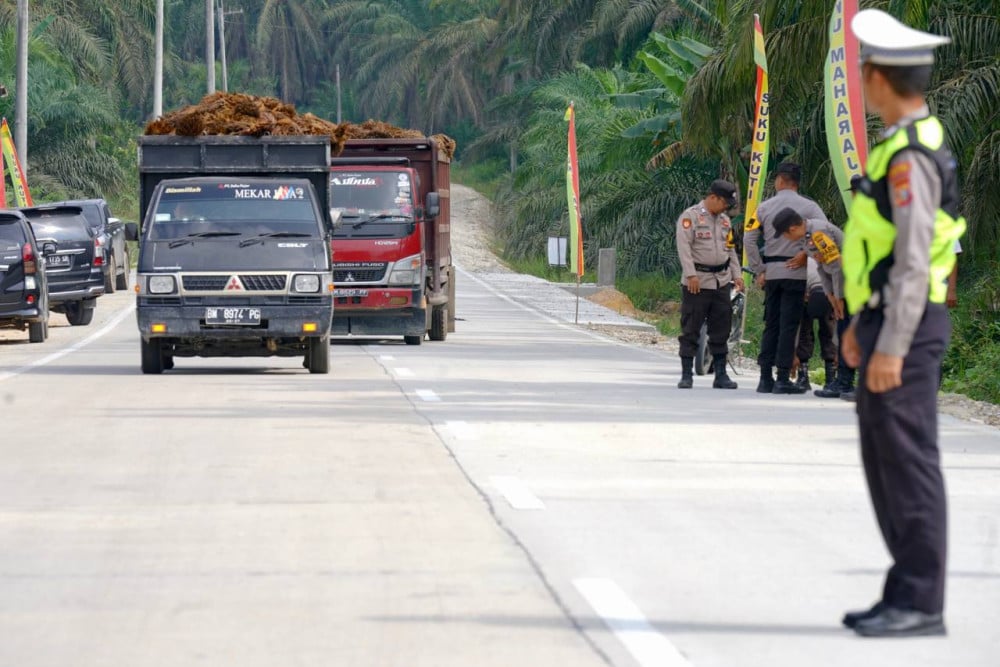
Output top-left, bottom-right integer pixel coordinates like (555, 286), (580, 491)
(124, 222), (139, 241)
(329, 209), (343, 229)
(425, 192), (440, 219)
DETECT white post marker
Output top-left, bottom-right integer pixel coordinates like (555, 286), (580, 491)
(490, 476), (546, 510)
(573, 578), (691, 667)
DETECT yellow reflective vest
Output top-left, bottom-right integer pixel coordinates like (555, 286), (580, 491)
(843, 116), (966, 314)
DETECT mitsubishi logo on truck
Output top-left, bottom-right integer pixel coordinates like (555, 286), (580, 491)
(345, 273), (355, 282)
(225, 275), (244, 291)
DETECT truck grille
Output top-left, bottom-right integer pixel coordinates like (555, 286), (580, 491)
(334, 268), (385, 283)
(239, 274), (287, 291)
(182, 274), (287, 291)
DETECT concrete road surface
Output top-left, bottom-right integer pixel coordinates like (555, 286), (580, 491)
(1, 273), (997, 667)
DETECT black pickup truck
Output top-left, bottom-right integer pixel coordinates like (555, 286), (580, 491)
(136, 135), (336, 374)
(51, 199), (134, 293)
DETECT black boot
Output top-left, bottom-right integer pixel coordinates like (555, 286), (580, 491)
(678, 356), (694, 389)
(839, 368), (857, 402)
(814, 362), (841, 398)
(773, 367), (807, 394)
(795, 361), (811, 391)
(756, 367), (774, 393)
(712, 354), (737, 389)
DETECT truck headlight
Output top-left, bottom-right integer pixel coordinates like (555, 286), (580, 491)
(389, 254), (422, 286)
(292, 274), (320, 293)
(148, 275), (177, 294)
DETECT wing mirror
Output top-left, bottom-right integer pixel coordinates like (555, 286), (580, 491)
(124, 222), (139, 241)
(425, 192), (440, 219)
(329, 209), (343, 229)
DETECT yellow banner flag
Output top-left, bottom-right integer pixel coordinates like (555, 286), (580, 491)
(1, 118), (33, 207)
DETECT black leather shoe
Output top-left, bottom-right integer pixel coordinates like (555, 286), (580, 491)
(842, 600), (886, 628)
(713, 374), (738, 389)
(840, 388), (857, 402)
(772, 378), (807, 394)
(853, 607), (946, 637)
(814, 382), (842, 398)
(677, 375), (693, 389)
(756, 377), (774, 393)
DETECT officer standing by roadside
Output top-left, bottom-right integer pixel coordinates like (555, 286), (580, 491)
(676, 180), (744, 390)
(839, 9), (966, 638)
(745, 163), (830, 394)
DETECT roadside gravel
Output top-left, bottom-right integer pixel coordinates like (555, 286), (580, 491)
(450, 182), (1000, 430)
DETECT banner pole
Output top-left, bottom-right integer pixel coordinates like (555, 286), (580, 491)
(575, 275), (581, 324)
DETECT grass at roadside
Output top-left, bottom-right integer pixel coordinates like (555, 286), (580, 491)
(452, 158), (506, 201)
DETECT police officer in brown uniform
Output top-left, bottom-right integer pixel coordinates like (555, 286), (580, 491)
(840, 9), (965, 638)
(676, 180), (744, 389)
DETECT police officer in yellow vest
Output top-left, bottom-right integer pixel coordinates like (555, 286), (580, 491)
(839, 9), (966, 638)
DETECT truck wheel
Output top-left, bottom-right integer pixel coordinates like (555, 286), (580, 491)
(104, 256), (116, 294)
(429, 305), (448, 342)
(404, 334), (423, 346)
(307, 336), (329, 374)
(28, 318), (47, 343)
(115, 250), (130, 290)
(141, 338), (164, 374)
(65, 300), (95, 326)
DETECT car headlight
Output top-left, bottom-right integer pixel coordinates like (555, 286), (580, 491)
(292, 274), (321, 293)
(148, 275), (177, 294)
(388, 255), (422, 286)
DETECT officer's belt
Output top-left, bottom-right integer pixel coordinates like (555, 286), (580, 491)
(694, 259), (730, 273)
(762, 255), (795, 263)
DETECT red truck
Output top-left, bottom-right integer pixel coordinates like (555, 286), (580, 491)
(328, 138), (454, 344)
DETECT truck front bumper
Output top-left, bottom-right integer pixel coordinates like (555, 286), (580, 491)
(331, 287), (425, 336)
(138, 302), (333, 340)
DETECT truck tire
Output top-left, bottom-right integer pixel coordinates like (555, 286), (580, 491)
(429, 305), (447, 341)
(104, 256), (116, 294)
(141, 338), (164, 374)
(404, 334), (423, 346)
(115, 250), (130, 290)
(307, 336), (330, 374)
(65, 300), (95, 326)
(28, 319), (47, 343)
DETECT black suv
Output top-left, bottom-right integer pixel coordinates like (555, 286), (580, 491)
(50, 198), (133, 293)
(0, 210), (49, 342)
(22, 205), (105, 326)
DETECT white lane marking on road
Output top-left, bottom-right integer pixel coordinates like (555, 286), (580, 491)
(490, 476), (546, 510)
(415, 389), (440, 402)
(573, 578), (690, 667)
(380, 355), (396, 361)
(445, 420), (479, 441)
(0, 304), (136, 383)
(394, 367), (414, 378)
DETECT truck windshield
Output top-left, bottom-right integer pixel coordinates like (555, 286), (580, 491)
(150, 182), (318, 240)
(330, 171), (413, 236)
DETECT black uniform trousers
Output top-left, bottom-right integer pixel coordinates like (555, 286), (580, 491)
(678, 285), (731, 358)
(797, 288), (836, 363)
(758, 278), (806, 371)
(855, 304), (950, 614)
(836, 316), (851, 376)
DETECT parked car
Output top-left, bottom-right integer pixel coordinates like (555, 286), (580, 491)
(50, 198), (132, 293)
(21, 205), (105, 326)
(0, 210), (49, 342)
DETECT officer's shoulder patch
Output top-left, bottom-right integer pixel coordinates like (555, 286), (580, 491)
(744, 216), (760, 232)
(811, 231), (841, 264)
(889, 161), (912, 207)
(682, 218), (692, 229)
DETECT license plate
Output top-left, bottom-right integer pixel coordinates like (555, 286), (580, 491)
(204, 307), (262, 325)
(48, 255), (71, 267)
(333, 289), (369, 297)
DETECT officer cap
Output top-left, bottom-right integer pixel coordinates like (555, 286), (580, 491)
(709, 179), (737, 207)
(852, 9), (950, 67)
(772, 207), (805, 239)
